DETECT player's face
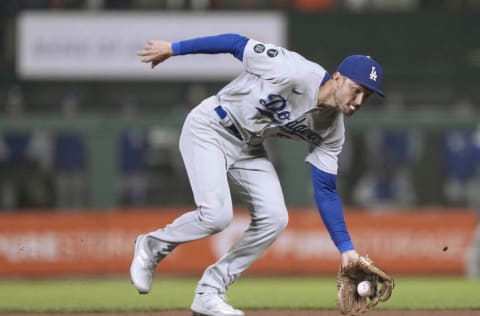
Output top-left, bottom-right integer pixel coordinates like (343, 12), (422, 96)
(334, 75), (373, 116)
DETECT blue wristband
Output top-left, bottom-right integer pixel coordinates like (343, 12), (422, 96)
(172, 42), (181, 55)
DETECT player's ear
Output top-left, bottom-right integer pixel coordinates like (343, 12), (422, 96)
(332, 72), (344, 87)
(332, 72), (343, 80)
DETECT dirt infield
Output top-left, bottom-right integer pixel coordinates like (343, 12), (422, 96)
(4, 311), (480, 316)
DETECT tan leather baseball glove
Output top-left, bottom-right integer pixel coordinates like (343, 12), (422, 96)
(337, 255), (394, 315)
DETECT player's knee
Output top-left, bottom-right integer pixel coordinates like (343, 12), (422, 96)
(273, 212), (289, 233)
(197, 206), (233, 233)
(209, 211), (233, 233)
(264, 210), (288, 235)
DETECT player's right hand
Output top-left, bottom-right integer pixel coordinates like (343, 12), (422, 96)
(136, 40), (173, 69)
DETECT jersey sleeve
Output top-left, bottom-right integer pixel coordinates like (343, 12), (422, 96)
(171, 33), (249, 61)
(305, 114), (345, 175)
(242, 39), (295, 81)
(305, 146), (341, 175)
(311, 165), (354, 253)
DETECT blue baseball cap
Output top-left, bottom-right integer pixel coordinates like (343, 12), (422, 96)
(337, 55), (384, 97)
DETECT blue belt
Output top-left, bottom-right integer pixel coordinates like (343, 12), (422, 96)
(214, 105), (242, 140)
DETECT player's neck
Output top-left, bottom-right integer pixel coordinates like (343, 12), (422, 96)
(317, 79), (338, 110)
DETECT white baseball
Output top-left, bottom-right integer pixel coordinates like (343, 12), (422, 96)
(357, 281), (373, 297)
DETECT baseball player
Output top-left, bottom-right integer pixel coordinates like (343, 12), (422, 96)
(130, 33), (385, 316)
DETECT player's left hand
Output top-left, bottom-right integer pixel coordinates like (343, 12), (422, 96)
(137, 40), (173, 68)
(337, 255), (394, 315)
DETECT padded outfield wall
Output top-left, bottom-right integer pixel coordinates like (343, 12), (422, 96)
(0, 209), (476, 277)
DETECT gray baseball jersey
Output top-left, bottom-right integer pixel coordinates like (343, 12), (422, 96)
(141, 36), (345, 298)
(217, 39), (345, 174)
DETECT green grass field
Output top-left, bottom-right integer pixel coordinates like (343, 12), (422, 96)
(0, 276), (479, 312)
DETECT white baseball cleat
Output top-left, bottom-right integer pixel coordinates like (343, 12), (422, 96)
(191, 293), (244, 316)
(129, 234), (172, 294)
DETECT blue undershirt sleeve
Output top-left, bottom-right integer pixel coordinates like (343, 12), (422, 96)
(311, 165), (354, 253)
(171, 33), (249, 61)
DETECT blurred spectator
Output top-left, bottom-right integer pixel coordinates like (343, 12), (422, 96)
(0, 85), (52, 210)
(353, 90), (421, 209)
(343, 0), (369, 11)
(293, 0), (335, 12)
(104, 0), (132, 9)
(344, 0), (416, 11)
(133, 0), (209, 10)
(52, 89), (88, 210)
(440, 98), (480, 207)
(49, 0), (85, 9)
(419, 0), (444, 7)
(370, 0), (417, 11)
(131, 0), (160, 9)
(418, 0), (478, 9)
(466, 121), (480, 279)
(84, 0), (103, 10)
(117, 95), (150, 206)
(217, 0), (270, 9)
(6, 0), (50, 15)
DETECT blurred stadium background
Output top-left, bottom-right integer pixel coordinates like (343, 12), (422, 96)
(0, 0), (479, 285)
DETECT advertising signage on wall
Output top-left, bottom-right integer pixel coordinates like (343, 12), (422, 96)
(16, 11), (287, 80)
(0, 209), (476, 276)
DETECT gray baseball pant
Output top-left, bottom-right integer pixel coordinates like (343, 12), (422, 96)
(147, 96), (289, 294)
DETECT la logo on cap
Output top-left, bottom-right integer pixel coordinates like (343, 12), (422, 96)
(369, 66), (378, 81)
